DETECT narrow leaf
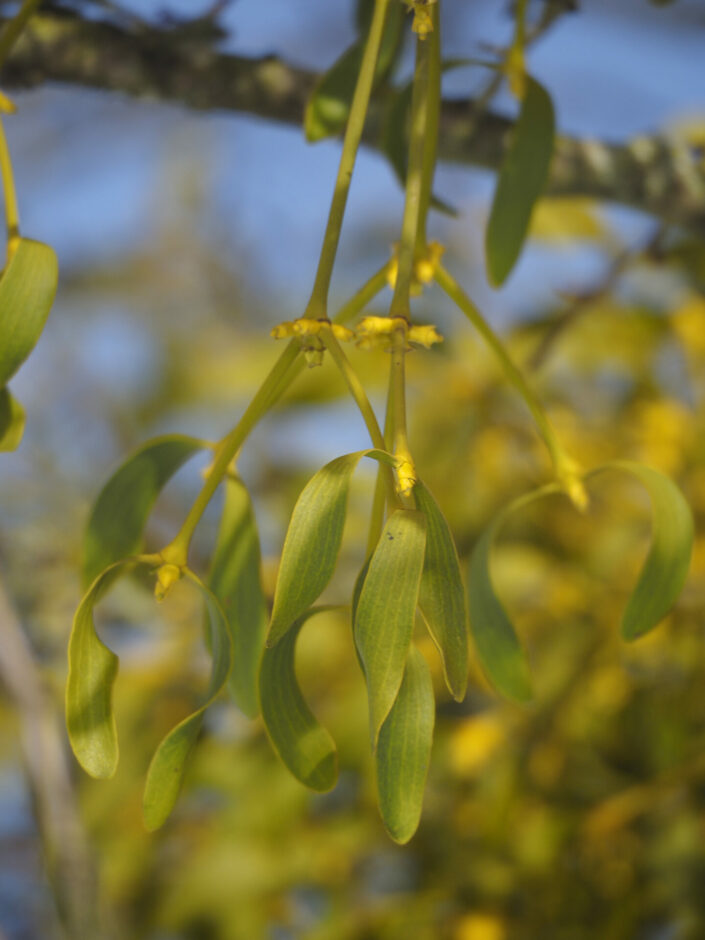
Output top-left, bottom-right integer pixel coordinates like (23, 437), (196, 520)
(355, 509), (427, 743)
(414, 481), (468, 701)
(260, 609), (337, 791)
(208, 475), (267, 718)
(376, 645), (434, 844)
(0, 238), (58, 386)
(142, 572), (232, 830)
(0, 387), (25, 451)
(66, 560), (136, 780)
(82, 434), (206, 587)
(595, 461), (694, 641)
(486, 77), (555, 286)
(468, 486), (558, 702)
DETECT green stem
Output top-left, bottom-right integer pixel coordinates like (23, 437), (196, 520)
(415, 4), (441, 252)
(305, 0), (391, 317)
(434, 262), (565, 471)
(0, 0), (40, 68)
(0, 117), (19, 247)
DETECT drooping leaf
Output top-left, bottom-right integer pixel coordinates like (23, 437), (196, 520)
(376, 644), (434, 844)
(259, 608), (338, 792)
(468, 486), (559, 702)
(66, 560), (136, 780)
(593, 461), (694, 641)
(0, 238), (58, 387)
(82, 435), (206, 588)
(0, 386), (24, 451)
(485, 77), (555, 286)
(354, 509), (427, 743)
(208, 475), (267, 718)
(267, 449), (394, 647)
(142, 571), (232, 830)
(304, 2), (403, 142)
(414, 481), (468, 701)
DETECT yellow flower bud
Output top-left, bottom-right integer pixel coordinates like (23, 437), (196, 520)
(154, 564), (182, 602)
(270, 321), (296, 339)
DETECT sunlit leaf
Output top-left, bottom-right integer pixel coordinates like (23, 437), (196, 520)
(82, 434), (206, 588)
(486, 77), (555, 286)
(304, 2), (403, 142)
(593, 461), (694, 641)
(0, 386), (24, 451)
(355, 509), (427, 743)
(0, 238), (58, 386)
(376, 644), (434, 844)
(267, 449), (394, 647)
(259, 608), (338, 791)
(208, 475), (267, 718)
(66, 559), (136, 779)
(468, 487), (559, 702)
(143, 571), (232, 830)
(414, 481), (468, 701)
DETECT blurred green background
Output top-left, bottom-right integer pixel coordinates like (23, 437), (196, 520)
(1, 1), (705, 938)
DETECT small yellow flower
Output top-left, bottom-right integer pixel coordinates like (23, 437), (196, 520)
(270, 321), (296, 339)
(331, 323), (354, 342)
(154, 564), (182, 601)
(404, 0), (436, 39)
(293, 317), (323, 336)
(355, 315), (401, 349)
(408, 324), (443, 348)
(415, 241), (445, 284)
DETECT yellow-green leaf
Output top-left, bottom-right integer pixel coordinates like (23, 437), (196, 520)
(592, 461), (694, 641)
(208, 475), (267, 718)
(66, 560), (136, 780)
(0, 238), (58, 386)
(0, 387), (24, 451)
(486, 77), (555, 286)
(414, 481), (468, 701)
(376, 645), (434, 844)
(354, 509), (427, 744)
(259, 608), (338, 792)
(468, 487), (559, 702)
(142, 571), (232, 830)
(82, 434), (206, 588)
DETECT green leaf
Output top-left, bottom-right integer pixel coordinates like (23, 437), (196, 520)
(354, 509), (427, 743)
(593, 461), (694, 641)
(0, 238), (58, 386)
(414, 481), (468, 701)
(208, 475), (267, 718)
(485, 77), (555, 286)
(376, 645), (434, 844)
(66, 559), (136, 780)
(142, 571), (232, 830)
(259, 608), (338, 791)
(468, 486), (559, 703)
(82, 434), (206, 588)
(305, 3), (403, 142)
(267, 449), (395, 647)
(0, 387), (25, 451)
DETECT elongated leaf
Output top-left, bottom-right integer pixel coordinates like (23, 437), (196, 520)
(0, 387), (24, 451)
(260, 609), (338, 791)
(82, 435), (206, 587)
(469, 486), (559, 702)
(208, 475), (267, 718)
(414, 481), (468, 701)
(594, 461), (694, 641)
(355, 509), (427, 743)
(267, 449), (394, 647)
(305, 3), (403, 142)
(376, 645), (434, 844)
(142, 571), (232, 830)
(486, 77), (555, 286)
(66, 559), (136, 779)
(0, 238), (58, 386)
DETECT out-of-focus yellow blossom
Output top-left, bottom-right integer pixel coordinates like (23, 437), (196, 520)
(449, 712), (504, 777)
(386, 240), (445, 294)
(454, 913), (506, 940)
(354, 315), (442, 352)
(404, 0), (436, 39)
(408, 323), (443, 348)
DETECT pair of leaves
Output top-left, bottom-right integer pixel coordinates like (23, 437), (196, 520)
(66, 562), (232, 830)
(0, 237), (58, 450)
(486, 77), (555, 286)
(469, 462), (693, 702)
(304, 0), (404, 142)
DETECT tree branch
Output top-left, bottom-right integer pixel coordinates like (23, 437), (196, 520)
(3, 10), (704, 234)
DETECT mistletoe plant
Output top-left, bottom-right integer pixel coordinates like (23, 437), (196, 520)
(65, 0), (693, 844)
